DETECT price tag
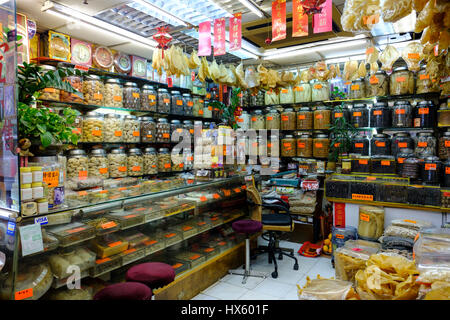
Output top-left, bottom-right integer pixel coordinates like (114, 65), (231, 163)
(208, 106), (213, 111)
(187, 101), (194, 107)
(366, 47), (374, 54)
(213, 193), (220, 199)
(314, 84), (322, 89)
(398, 142), (408, 148)
(78, 190), (88, 196)
(281, 115), (289, 121)
(176, 100), (183, 106)
(19, 224), (44, 257)
(148, 94), (156, 100)
(351, 84), (360, 91)
(44, 88), (55, 93)
(336, 234), (344, 239)
(398, 158), (405, 164)
(396, 77), (406, 83)
(132, 92), (140, 99)
(132, 131), (140, 137)
(15, 288), (33, 300)
(99, 168), (108, 174)
(373, 110), (382, 116)
(101, 221), (117, 229)
(132, 166), (141, 172)
(165, 233), (176, 238)
(315, 143), (323, 148)
(72, 128), (81, 135)
(425, 163), (437, 170)
(369, 76), (379, 84)
(376, 141), (386, 147)
(172, 263), (183, 269)
(237, 118), (244, 123)
(163, 98), (170, 104)
(43, 170), (59, 188)
(403, 219), (417, 224)
(182, 226), (193, 231)
(67, 227), (85, 234)
(114, 130), (122, 137)
(395, 109), (405, 115)
(353, 112), (362, 117)
(92, 130), (102, 136)
(204, 248), (214, 253)
(418, 142), (428, 147)
(267, 116), (273, 121)
(234, 188), (241, 193)
(381, 160), (391, 166)
(334, 112), (343, 118)
(334, 142), (341, 148)
(283, 142), (292, 150)
(281, 89), (288, 93)
(419, 74), (430, 80)
(418, 108), (429, 115)
(164, 163), (171, 169)
(344, 81), (351, 85)
(223, 189), (231, 196)
(118, 166), (127, 172)
(298, 142), (306, 148)
(163, 133), (170, 138)
(96, 257), (111, 264)
(408, 53), (420, 59)
(359, 159), (368, 165)
(352, 194), (373, 201)
(93, 93), (103, 100)
(355, 143), (364, 148)
(360, 213), (370, 221)
(298, 115), (306, 120)
(294, 86), (304, 92)
(78, 170), (88, 180)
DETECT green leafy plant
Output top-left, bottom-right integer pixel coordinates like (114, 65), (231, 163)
(210, 87), (241, 129)
(18, 104), (80, 148)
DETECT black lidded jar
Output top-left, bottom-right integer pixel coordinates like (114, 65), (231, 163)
(421, 156), (442, 185)
(444, 160), (450, 187)
(351, 135), (370, 156)
(392, 132), (414, 157)
(351, 104), (369, 128)
(370, 102), (391, 128)
(371, 133), (391, 156)
(414, 100), (436, 128)
(396, 148), (414, 175)
(331, 104), (350, 126)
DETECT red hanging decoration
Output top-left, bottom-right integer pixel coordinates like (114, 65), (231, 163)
(300, 0), (326, 15)
(152, 26), (172, 59)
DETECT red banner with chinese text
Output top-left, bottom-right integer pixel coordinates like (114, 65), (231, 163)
(229, 13), (242, 51)
(292, 0), (308, 37)
(313, 0), (332, 34)
(214, 18), (226, 56)
(272, 0), (286, 42)
(198, 21), (211, 56)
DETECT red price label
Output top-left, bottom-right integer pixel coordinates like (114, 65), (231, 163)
(360, 213), (370, 221)
(352, 194), (373, 201)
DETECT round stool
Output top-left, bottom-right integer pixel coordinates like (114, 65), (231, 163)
(228, 219), (267, 284)
(126, 262), (175, 289)
(93, 282), (152, 300)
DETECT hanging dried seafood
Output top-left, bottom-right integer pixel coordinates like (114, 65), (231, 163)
(365, 46), (379, 64)
(198, 57), (210, 83)
(357, 61), (367, 78)
(343, 60), (358, 81)
(381, 0), (412, 23)
(379, 45), (400, 71)
(415, 0), (435, 33)
(188, 50), (201, 69)
(401, 42), (423, 72)
(341, 0), (380, 32)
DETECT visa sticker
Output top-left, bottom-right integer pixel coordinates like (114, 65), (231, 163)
(6, 222), (15, 236)
(34, 216), (48, 226)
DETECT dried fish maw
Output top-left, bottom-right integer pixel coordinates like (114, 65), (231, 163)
(415, 0), (435, 33)
(357, 61), (367, 78)
(366, 46), (379, 64)
(370, 62), (379, 75)
(439, 29), (450, 51)
(379, 44), (400, 71)
(413, 0), (428, 12)
(188, 49), (201, 69)
(401, 41), (423, 72)
(344, 60), (358, 81)
(421, 26), (432, 44)
(382, 0), (412, 23)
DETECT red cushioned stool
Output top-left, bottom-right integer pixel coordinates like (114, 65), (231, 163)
(228, 219), (267, 284)
(126, 262), (175, 290)
(93, 282), (152, 300)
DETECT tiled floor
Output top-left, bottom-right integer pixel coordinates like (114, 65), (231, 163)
(191, 238), (335, 300)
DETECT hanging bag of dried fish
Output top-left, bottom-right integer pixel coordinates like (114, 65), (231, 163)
(152, 48), (163, 76)
(198, 57), (210, 83)
(341, 0), (380, 32)
(343, 60), (358, 81)
(209, 59), (221, 84)
(188, 49), (201, 69)
(379, 44), (400, 72)
(245, 66), (260, 88)
(381, 0), (412, 23)
(234, 63), (248, 89)
(401, 42), (424, 72)
(314, 61), (331, 81)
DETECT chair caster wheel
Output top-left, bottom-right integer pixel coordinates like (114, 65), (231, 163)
(271, 271), (278, 278)
(293, 264), (299, 271)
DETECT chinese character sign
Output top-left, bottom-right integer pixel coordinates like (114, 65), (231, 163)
(313, 0), (332, 33)
(229, 13), (242, 51)
(272, 0), (286, 42)
(214, 18), (226, 56)
(293, 0), (308, 37)
(198, 21), (211, 56)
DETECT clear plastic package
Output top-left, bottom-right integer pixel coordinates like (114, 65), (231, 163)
(106, 209), (146, 229)
(47, 222), (96, 247)
(91, 235), (129, 259)
(298, 278), (354, 300)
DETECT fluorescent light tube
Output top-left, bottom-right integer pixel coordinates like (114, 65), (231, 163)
(133, 0), (188, 26)
(238, 0), (264, 18)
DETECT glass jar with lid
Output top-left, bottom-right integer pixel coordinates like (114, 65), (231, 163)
(311, 80), (330, 102)
(439, 102), (450, 127)
(351, 155), (371, 174)
(352, 135), (370, 156)
(104, 78), (123, 108)
(127, 148), (144, 176)
(171, 148), (185, 172)
(265, 108), (280, 130)
(280, 108), (296, 130)
(61, 74), (84, 104)
(251, 110), (266, 130)
(88, 148), (109, 179)
(370, 102), (391, 128)
(390, 67), (414, 95)
(257, 135), (268, 159)
(416, 65), (439, 94)
(371, 133), (391, 156)
(157, 118), (171, 143)
(170, 120), (183, 142)
(183, 93), (194, 116)
(240, 90), (250, 108)
(236, 111), (250, 130)
(414, 101), (436, 128)
(123, 82), (141, 110)
(171, 90), (184, 115)
(140, 117), (156, 143)
(396, 148), (414, 175)
(296, 133), (313, 157)
(279, 87), (294, 104)
(371, 155), (396, 175)
(415, 132), (436, 157)
(421, 156), (441, 185)
(281, 134), (296, 157)
(329, 78), (347, 101)
(401, 156), (420, 179)
(203, 100), (213, 118)
(140, 84), (157, 112)
(331, 105), (350, 126)
(123, 115), (140, 143)
(108, 148), (127, 178)
(314, 106), (331, 130)
(267, 134), (280, 157)
(83, 74), (104, 106)
(157, 88), (171, 113)
(294, 82), (312, 103)
(313, 133), (330, 158)
(143, 147), (158, 175)
(297, 107), (313, 130)
(158, 148), (172, 172)
(39, 65), (60, 101)
(366, 71), (388, 97)
(82, 111), (104, 142)
(392, 101), (412, 127)
(67, 149), (89, 181)
(193, 97), (204, 117)
(392, 132), (414, 156)
(349, 78), (366, 99)
(351, 104), (369, 128)
(443, 160), (450, 187)
(103, 114), (123, 143)
(183, 148), (194, 170)
(439, 132), (450, 160)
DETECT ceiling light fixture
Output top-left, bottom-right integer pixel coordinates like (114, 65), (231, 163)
(132, 0), (188, 27)
(237, 0), (265, 18)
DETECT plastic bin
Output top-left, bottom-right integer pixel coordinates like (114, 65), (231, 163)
(47, 222), (96, 247)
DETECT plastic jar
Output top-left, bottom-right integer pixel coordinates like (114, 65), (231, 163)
(123, 115), (140, 143)
(127, 148), (143, 177)
(158, 148), (172, 172)
(294, 82), (312, 103)
(401, 156), (420, 179)
(237, 111), (250, 130)
(88, 148), (109, 179)
(352, 135), (370, 156)
(182, 93), (194, 116)
(139, 117), (156, 143)
(331, 105), (350, 126)
(183, 149), (193, 170)
(279, 87), (294, 104)
(371, 134), (391, 156)
(72, 115), (83, 139)
(281, 108), (296, 130)
(396, 149), (414, 174)
(82, 111), (104, 142)
(329, 78), (347, 100)
(414, 100), (436, 128)
(392, 101), (412, 127)
(193, 97), (204, 117)
(103, 114), (123, 143)
(390, 67), (414, 95)
(183, 120), (194, 144)
(157, 118), (171, 143)
(443, 160), (450, 187)
(297, 107), (313, 130)
(267, 134), (280, 157)
(251, 110), (266, 130)
(104, 78), (123, 108)
(203, 100), (213, 118)
(366, 71), (388, 97)
(311, 80), (329, 102)
(281, 135), (296, 157)
(170, 120), (183, 142)
(439, 103), (450, 127)
(415, 132), (436, 157)
(67, 149), (89, 181)
(30, 166), (43, 183)
(61, 74), (84, 104)
(143, 147), (158, 175)
(20, 167), (33, 184)
(171, 148), (185, 172)
(140, 84), (157, 112)
(392, 132), (414, 156)
(157, 88), (171, 113)
(421, 156), (441, 185)
(171, 90), (184, 115)
(21, 184), (32, 201)
(313, 133), (330, 158)
(351, 104), (369, 128)
(123, 82), (141, 110)
(370, 102), (391, 128)
(349, 78), (366, 99)
(416, 66), (440, 94)
(83, 75), (104, 106)
(39, 65), (60, 101)
(358, 206), (384, 241)
(265, 88), (279, 105)
(351, 156), (371, 173)
(371, 155), (396, 174)
(439, 132), (450, 160)
(108, 148), (127, 178)
(314, 106), (331, 130)
(296, 133), (313, 157)
(265, 108), (280, 130)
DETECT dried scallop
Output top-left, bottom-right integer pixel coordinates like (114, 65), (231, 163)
(401, 42), (423, 72)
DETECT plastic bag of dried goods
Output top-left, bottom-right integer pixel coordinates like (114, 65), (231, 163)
(209, 59), (220, 83)
(357, 61), (367, 78)
(415, 0), (435, 33)
(152, 48), (163, 76)
(366, 46), (379, 64)
(198, 57), (209, 82)
(381, 0), (412, 23)
(297, 276), (355, 300)
(188, 50), (201, 69)
(234, 63), (247, 89)
(379, 45), (400, 71)
(245, 66), (259, 88)
(370, 62), (379, 75)
(401, 41), (424, 72)
(343, 60), (358, 81)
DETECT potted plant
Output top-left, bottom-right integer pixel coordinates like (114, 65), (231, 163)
(209, 87), (242, 129)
